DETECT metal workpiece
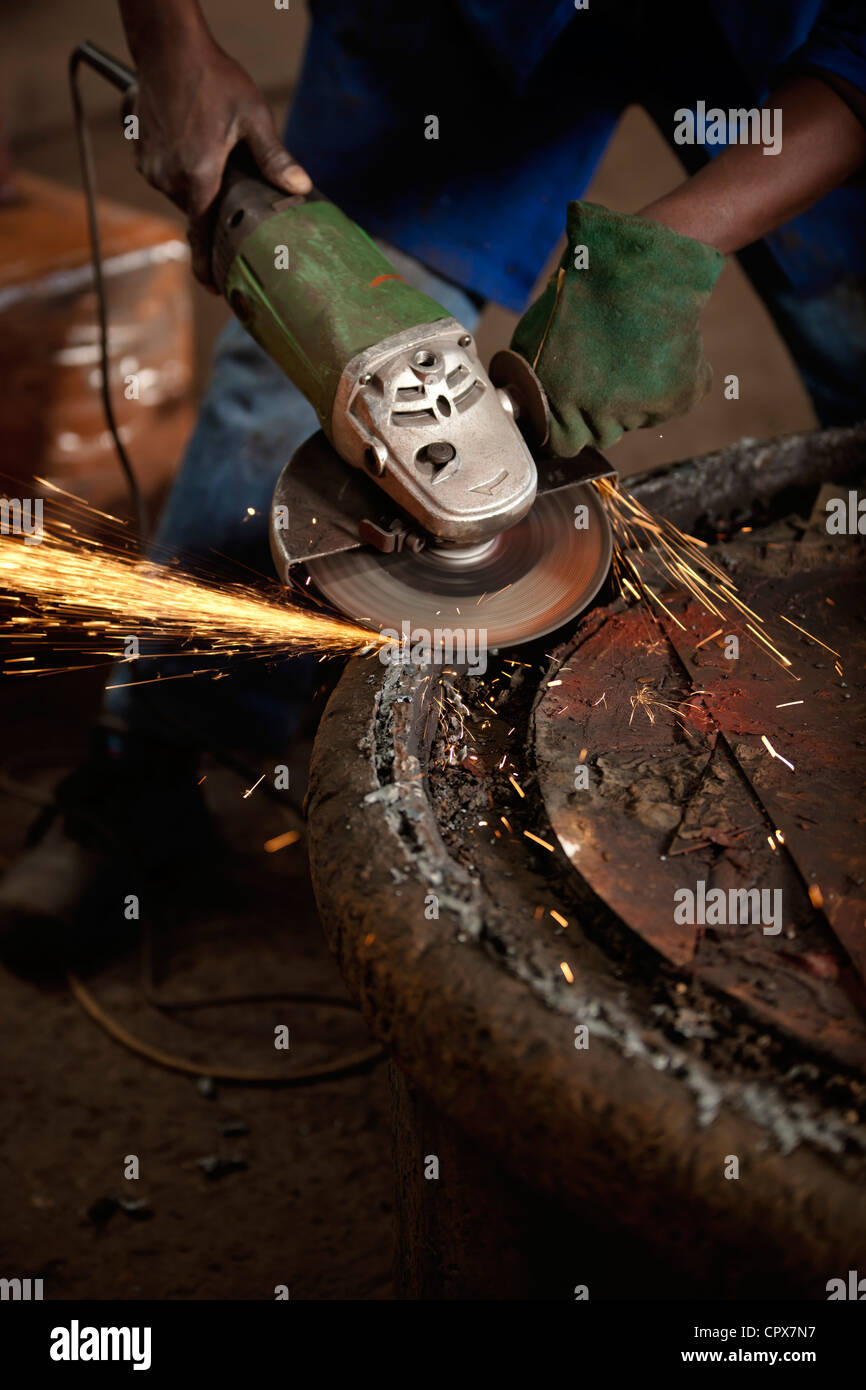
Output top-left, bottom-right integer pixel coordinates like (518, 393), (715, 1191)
(627, 421), (866, 534)
(306, 631), (866, 1300)
(305, 425), (866, 1298)
(330, 319), (538, 545)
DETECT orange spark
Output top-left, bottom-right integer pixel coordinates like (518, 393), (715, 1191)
(760, 734), (795, 773)
(777, 613), (840, 658)
(0, 509), (382, 683)
(594, 477), (800, 673)
(264, 829), (301, 853)
(524, 830), (554, 852)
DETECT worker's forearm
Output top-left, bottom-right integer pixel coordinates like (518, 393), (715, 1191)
(640, 76), (866, 255)
(116, 0), (310, 284)
(118, 0), (212, 68)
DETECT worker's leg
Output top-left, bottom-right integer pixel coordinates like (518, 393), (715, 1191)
(750, 275), (866, 429)
(736, 241), (866, 429)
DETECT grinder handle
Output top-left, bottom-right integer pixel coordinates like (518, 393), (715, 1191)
(209, 142), (322, 294)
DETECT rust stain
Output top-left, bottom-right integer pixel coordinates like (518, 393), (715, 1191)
(534, 537), (866, 1069)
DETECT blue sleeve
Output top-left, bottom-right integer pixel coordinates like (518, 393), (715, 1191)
(787, 0), (866, 95)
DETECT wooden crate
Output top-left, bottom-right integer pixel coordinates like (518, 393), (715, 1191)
(0, 171), (194, 523)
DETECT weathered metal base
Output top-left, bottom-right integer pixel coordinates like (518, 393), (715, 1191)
(306, 424), (866, 1299)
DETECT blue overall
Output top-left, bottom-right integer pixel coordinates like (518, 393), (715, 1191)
(106, 0), (866, 754)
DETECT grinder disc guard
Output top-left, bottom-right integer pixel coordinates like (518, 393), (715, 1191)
(305, 482), (611, 648)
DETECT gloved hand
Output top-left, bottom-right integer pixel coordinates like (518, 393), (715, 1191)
(511, 202), (724, 455)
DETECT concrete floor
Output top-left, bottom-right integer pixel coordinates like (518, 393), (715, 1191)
(0, 665), (395, 1300)
(0, 0), (819, 1301)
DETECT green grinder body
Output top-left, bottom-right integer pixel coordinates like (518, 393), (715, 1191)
(211, 166), (452, 439)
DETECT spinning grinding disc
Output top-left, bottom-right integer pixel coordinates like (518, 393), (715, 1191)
(305, 482), (612, 647)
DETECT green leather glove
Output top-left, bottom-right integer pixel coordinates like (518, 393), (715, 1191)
(511, 202), (725, 456)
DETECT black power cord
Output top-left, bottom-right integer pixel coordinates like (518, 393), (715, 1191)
(69, 42), (148, 539)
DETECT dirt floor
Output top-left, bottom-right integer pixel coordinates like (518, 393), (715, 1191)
(0, 666), (393, 1299)
(0, 1), (824, 1301)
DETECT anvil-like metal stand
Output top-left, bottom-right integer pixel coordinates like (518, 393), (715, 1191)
(305, 424), (866, 1299)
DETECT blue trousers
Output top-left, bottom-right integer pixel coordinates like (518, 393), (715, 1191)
(104, 244), (482, 754)
(755, 275), (866, 430)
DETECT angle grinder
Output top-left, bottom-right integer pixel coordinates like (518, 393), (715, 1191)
(72, 41), (613, 648)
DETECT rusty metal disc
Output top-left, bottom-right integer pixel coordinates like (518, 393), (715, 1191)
(305, 482), (611, 647)
(533, 538), (866, 1069)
